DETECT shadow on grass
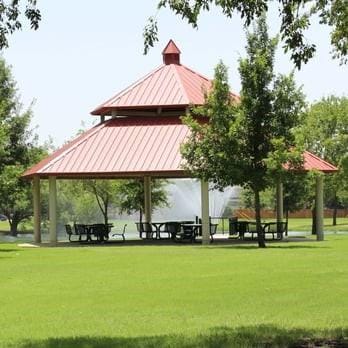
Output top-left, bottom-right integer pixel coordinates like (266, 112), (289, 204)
(0, 248), (20, 253)
(206, 244), (328, 250)
(14, 325), (348, 348)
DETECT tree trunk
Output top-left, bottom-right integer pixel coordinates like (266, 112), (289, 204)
(254, 189), (266, 248)
(9, 219), (19, 237)
(103, 201), (108, 226)
(311, 206), (316, 235)
(139, 208), (143, 223)
(332, 194), (337, 226)
(285, 209), (289, 237)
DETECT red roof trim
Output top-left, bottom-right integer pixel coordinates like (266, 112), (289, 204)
(303, 150), (338, 172)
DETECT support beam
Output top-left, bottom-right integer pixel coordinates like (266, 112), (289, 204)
(315, 175), (324, 241)
(33, 175), (41, 243)
(49, 176), (57, 243)
(276, 180), (284, 234)
(201, 180), (210, 245)
(144, 176), (152, 223)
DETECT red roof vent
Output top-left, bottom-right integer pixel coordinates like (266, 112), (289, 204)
(162, 40), (181, 65)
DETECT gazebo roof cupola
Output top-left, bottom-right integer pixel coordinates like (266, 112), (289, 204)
(162, 39), (181, 65)
(91, 40), (239, 117)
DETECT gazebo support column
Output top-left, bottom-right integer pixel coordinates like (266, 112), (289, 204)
(144, 176), (152, 223)
(201, 180), (210, 245)
(49, 176), (57, 243)
(276, 180), (283, 235)
(33, 175), (41, 243)
(315, 175), (324, 241)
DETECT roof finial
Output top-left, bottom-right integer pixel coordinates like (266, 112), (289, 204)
(162, 40), (181, 65)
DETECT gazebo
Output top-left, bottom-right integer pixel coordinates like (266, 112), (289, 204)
(23, 40), (337, 244)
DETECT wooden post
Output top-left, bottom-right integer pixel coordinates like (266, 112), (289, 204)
(201, 180), (210, 245)
(276, 179), (283, 235)
(33, 175), (41, 243)
(49, 176), (57, 243)
(144, 176), (152, 223)
(316, 175), (324, 241)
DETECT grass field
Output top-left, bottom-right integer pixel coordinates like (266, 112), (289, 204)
(0, 235), (347, 347)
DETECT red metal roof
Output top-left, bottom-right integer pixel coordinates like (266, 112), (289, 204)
(91, 40), (239, 116)
(302, 151), (337, 173)
(23, 117), (190, 179)
(23, 39), (337, 180)
(23, 117), (337, 179)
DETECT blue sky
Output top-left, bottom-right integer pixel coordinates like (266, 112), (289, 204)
(3, 1), (347, 147)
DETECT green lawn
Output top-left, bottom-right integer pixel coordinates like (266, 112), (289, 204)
(0, 236), (347, 347)
(287, 217), (348, 232)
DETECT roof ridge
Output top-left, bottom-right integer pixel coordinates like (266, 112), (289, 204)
(172, 64), (190, 104)
(39, 122), (109, 173)
(91, 65), (164, 115)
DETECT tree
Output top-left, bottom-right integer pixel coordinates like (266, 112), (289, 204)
(0, 0), (40, 50)
(181, 16), (305, 247)
(0, 57), (47, 235)
(118, 179), (169, 222)
(57, 180), (103, 226)
(144, 0), (348, 68)
(83, 180), (122, 226)
(297, 96), (348, 225)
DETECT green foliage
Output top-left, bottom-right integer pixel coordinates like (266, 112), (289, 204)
(57, 180), (103, 225)
(181, 62), (241, 187)
(145, 1), (348, 67)
(297, 96), (348, 223)
(0, 0), (41, 50)
(118, 179), (169, 221)
(82, 180), (123, 225)
(0, 57), (47, 235)
(182, 17), (305, 247)
(57, 178), (169, 226)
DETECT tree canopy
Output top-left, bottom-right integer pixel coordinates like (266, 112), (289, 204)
(0, 58), (47, 235)
(144, 0), (348, 68)
(181, 16), (305, 247)
(297, 95), (348, 225)
(0, 0), (40, 50)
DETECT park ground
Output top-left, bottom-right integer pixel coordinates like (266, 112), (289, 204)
(0, 234), (347, 347)
(1, 217), (348, 235)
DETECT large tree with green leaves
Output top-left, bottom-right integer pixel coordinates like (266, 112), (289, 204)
(144, 0), (348, 68)
(297, 96), (348, 225)
(182, 16), (305, 247)
(0, 57), (47, 235)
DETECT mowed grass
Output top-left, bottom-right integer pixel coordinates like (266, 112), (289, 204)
(0, 236), (347, 347)
(287, 217), (348, 232)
